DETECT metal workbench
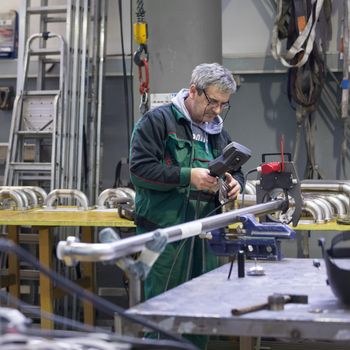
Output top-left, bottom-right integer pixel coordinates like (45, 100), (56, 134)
(121, 258), (350, 348)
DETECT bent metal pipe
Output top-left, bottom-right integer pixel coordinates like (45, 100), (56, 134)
(57, 199), (287, 264)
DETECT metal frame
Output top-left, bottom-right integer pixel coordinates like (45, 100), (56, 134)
(4, 0), (106, 203)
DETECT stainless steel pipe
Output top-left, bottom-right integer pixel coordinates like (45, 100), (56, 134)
(57, 199), (286, 264)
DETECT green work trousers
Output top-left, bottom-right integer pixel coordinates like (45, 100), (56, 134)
(143, 234), (218, 350)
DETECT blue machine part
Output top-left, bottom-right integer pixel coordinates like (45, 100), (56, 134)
(207, 214), (296, 261)
(239, 214), (295, 239)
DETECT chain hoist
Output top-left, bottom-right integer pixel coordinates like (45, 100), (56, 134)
(134, 0), (149, 114)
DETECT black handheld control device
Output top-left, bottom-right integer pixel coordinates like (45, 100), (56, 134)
(208, 141), (252, 177)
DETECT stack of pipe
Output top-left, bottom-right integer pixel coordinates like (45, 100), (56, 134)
(237, 180), (350, 224)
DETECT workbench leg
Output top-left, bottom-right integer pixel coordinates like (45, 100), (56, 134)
(302, 231), (310, 258)
(81, 227), (95, 325)
(38, 227), (54, 329)
(115, 314), (143, 336)
(128, 274), (141, 307)
(296, 230), (310, 258)
(240, 336), (255, 350)
(7, 225), (20, 299)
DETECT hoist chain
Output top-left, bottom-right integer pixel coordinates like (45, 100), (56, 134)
(136, 0), (145, 22)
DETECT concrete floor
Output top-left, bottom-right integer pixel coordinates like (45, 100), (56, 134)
(208, 338), (349, 350)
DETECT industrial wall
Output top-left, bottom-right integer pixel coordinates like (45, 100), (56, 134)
(0, 1), (345, 186)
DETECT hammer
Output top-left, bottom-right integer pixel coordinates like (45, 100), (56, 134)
(231, 293), (308, 316)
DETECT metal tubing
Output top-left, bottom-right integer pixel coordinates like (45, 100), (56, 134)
(57, 200), (286, 263)
(97, 188), (135, 209)
(0, 186), (35, 207)
(45, 189), (89, 210)
(306, 194), (334, 221)
(97, 188), (130, 208)
(301, 182), (350, 207)
(334, 194), (350, 213)
(302, 199), (325, 224)
(77, 0), (89, 192)
(308, 197), (333, 221)
(243, 182), (256, 195)
(0, 189), (26, 210)
(95, 0), (107, 202)
(17, 188), (38, 207)
(318, 195), (346, 216)
(237, 194), (257, 207)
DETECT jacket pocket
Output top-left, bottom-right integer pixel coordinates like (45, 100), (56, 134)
(166, 136), (191, 166)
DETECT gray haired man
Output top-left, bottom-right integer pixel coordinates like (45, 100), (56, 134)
(130, 62), (245, 349)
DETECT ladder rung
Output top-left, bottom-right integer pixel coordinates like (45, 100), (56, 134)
(27, 5), (67, 15)
(20, 269), (40, 280)
(45, 17), (67, 23)
(10, 163), (52, 171)
(15, 175), (52, 181)
(17, 131), (53, 137)
(19, 233), (39, 244)
(30, 49), (61, 56)
(24, 90), (60, 96)
(42, 58), (60, 64)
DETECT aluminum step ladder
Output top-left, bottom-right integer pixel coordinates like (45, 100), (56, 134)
(4, 33), (65, 190)
(3, 0), (106, 202)
(2, 0), (107, 327)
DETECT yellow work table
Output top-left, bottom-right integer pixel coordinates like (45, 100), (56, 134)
(0, 208), (135, 329)
(294, 221), (350, 231)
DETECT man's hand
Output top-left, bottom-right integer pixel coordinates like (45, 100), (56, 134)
(191, 168), (218, 192)
(224, 172), (241, 200)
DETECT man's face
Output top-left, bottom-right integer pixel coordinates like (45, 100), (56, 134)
(189, 84), (231, 124)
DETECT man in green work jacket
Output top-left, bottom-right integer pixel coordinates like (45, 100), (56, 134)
(129, 62), (244, 349)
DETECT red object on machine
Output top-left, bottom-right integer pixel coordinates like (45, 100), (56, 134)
(260, 162), (282, 174)
(258, 135), (285, 174)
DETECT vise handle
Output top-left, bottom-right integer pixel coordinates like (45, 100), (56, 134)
(231, 293), (308, 316)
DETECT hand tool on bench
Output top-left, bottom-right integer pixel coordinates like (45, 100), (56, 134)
(231, 293), (308, 316)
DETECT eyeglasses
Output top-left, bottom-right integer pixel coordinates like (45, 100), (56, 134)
(202, 89), (231, 112)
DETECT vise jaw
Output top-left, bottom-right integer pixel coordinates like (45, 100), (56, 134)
(208, 214), (296, 260)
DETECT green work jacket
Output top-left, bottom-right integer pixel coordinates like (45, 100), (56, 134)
(129, 103), (244, 231)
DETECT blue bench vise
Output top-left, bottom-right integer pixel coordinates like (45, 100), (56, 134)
(208, 214), (295, 260)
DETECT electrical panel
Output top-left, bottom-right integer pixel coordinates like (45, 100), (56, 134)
(149, 93), (176, 109)
(0, 11), (18, 59)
